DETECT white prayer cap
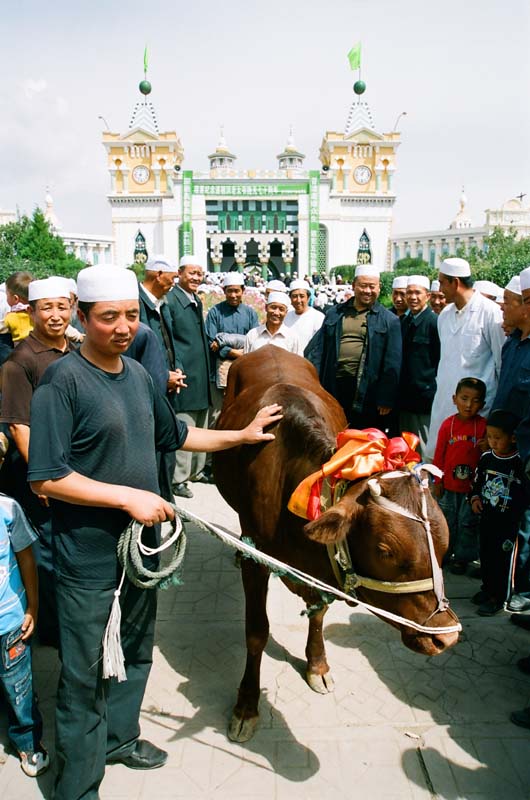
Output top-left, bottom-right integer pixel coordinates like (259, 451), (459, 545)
(179, 255), (202, 268)
(505, 276), (521, 296)
(223, 272), (245, 287)
(146, 254), (177, 273)
(430, 279), (440, 292)
(355, 265), (380, 279)
(474, 280), (502, 297)
(266, 279), (287, 292)
(406, 275), (430, 290)
(28, 277), (71, 302)
(67, 278), (77, 294)
(439, 257), (471, 278)
(392, 276), (408, 290)
(266, 291), (291, 308)
(289, 279), (311, 292)
(519, 267), (530, 292)
(77, 265), (139, 302)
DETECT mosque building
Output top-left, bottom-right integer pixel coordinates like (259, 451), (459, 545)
(102, 72), (402, 277)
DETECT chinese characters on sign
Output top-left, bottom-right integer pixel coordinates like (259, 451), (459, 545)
(308, 171), (320, 273)
(181, 171), (193, 255)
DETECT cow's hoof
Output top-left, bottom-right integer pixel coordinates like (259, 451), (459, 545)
(227, 713), (259, 743)
(306, 670), (335, 694)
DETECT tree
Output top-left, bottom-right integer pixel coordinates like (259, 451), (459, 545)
(0, 208), (85, 281)
(456, 227), (530, 287)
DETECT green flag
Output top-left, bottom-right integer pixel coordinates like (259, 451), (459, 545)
(348, 42), (361, 71)
(143, 46), (148, 74)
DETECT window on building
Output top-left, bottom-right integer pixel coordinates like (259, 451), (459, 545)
(357, 229), (372, 265)
(429, 246), (436, 267)
(318, 224), (328, 274)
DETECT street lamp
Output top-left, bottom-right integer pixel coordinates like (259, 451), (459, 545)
(392, 111), (408, 132)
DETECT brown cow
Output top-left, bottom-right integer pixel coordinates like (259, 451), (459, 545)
(213, 346), (459, 742)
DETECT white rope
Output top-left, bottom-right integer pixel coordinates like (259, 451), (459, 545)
(178, 507), (462, 636)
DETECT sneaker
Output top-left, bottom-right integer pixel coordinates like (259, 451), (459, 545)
(172, 482), (193, 499)
(507, 594), (530, 613)
(477, 599), (504, 616)
(19, 747), (50, 777)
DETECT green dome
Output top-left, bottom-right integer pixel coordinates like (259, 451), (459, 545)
(139, 80), (152, 96)
(353, 80), (366, 95)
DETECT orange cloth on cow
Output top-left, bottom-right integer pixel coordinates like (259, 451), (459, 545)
(288, 428), (421, 521)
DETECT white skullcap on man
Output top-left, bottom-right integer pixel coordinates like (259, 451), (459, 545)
(77, 265), (139, 302)
(474, 280), (502, 297)
(289, 279), (311, 292)
(505, 276), (521, 295)
(519, 267), (530, 292)
(392, 276), (408, 290)
(430, 279), (440, 292)
(407, 275), (430, 290)
(266, 291), (291, 308)
(266, 279), (287, 292)
(67, 278), (77, 294)
(223, 272), (245, 287)
(28, 277), (72, 302)
(179, 255), (202, 268)
(440, 257), (471, 278)
(146, 254), (177, 273)
(355, 265), (380, 279)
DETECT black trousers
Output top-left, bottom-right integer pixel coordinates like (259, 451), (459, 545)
(479, 518), (517, 602)
(54, 578), (157, 800)
(335, 375), (397, 435)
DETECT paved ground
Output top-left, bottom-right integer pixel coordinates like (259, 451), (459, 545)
(1, 483), (530, 799)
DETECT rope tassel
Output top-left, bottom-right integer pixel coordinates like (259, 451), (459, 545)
(102, 573), (127, 682)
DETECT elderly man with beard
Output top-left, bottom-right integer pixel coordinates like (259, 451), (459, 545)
(166, 256), (211, 498)
(284, 279), (323, 351)
(305, 265), (401, 431)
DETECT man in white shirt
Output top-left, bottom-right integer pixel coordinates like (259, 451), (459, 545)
(245, 291), (303, 355)
(425, 257), (505, 460)
(283, 279), (323, 351)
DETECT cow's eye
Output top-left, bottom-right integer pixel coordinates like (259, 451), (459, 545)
(377, 543), (393, 559)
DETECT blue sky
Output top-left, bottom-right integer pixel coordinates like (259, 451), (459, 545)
(1, 0), (528, 236)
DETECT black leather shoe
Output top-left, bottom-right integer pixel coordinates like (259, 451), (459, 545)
(172, 482), (193, 498)
(507, 594), (530, 613)
(107, 739), (168, 770)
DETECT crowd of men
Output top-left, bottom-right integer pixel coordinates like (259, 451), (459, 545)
(1, 253), (530, 795)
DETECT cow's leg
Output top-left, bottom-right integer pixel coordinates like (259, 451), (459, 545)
(305, 604), (335, 694)
(228, 558), (270, 743)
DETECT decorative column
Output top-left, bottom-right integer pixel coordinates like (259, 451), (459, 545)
(375, 162), (385, 192)
(386, 164), (395, 193)
(109, 168), (117, 193)
(152, 166), (161, 192)
(121, 167), (130, 193)
(164, 167), (174, 192)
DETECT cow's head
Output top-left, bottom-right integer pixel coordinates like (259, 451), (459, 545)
(303, 471), (459, 656)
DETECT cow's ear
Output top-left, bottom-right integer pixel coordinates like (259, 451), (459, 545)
(304, 502), (355, 545)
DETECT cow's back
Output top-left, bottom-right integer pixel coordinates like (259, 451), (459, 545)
(214, 347), (346, 544)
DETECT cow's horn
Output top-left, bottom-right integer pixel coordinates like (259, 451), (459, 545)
(367, 478), (381, 497)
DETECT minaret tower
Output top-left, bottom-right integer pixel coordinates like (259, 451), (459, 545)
(208, 127), (237, 176)
(276, 127), (305, 176)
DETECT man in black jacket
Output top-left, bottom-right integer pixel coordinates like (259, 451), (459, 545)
(166, 256), (211, 497)
(399, 275), (440, 456)
(305, 265), (401, 432)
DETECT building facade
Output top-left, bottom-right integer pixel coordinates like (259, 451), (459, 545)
(392, 190), (530, 269)
(103, 80), (402, 277)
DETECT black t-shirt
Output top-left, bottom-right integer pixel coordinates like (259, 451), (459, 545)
(28, 350), (188, 587)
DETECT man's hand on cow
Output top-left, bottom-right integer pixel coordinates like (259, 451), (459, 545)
(241, 404), (283, 443)
(228, 348), (244, 359)
(377, 406), (392, 416)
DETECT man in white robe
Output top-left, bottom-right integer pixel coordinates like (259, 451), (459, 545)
(425, 257), (505, 460)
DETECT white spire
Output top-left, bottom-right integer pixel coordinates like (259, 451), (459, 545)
(449, 186), (472, 230)
(344, 99), (375, 135)
(44, 186), (62, 232)
(128, 99), (159, 136)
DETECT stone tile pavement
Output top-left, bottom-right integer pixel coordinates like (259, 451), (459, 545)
(1, 484), (529, 799)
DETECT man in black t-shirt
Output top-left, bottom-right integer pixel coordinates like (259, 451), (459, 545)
(28, 265), (282, 800)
